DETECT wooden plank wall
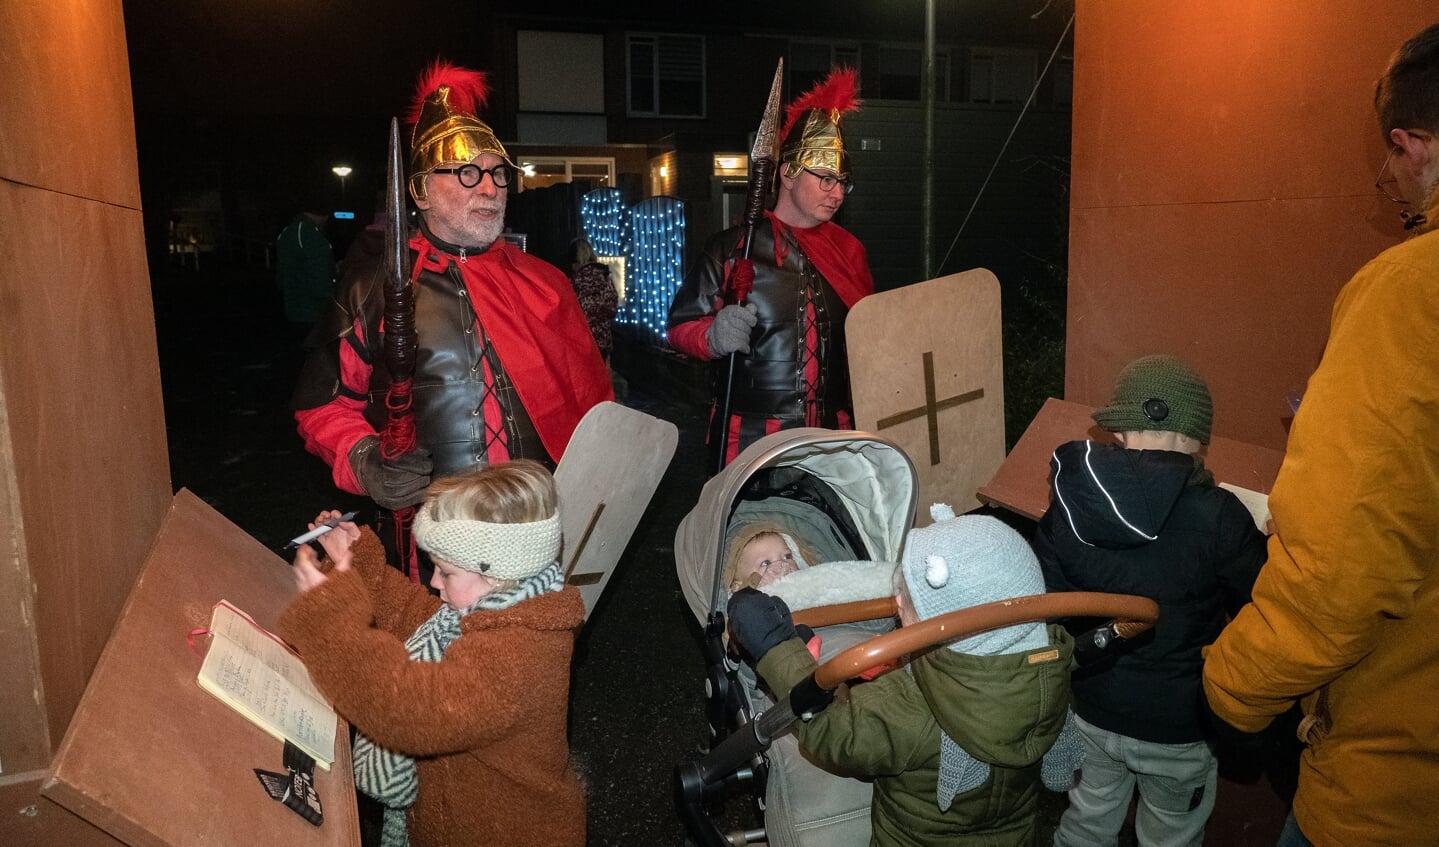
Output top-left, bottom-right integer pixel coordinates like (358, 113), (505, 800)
(1068, 2), (1437, 450)
(0, 1), (172, 842)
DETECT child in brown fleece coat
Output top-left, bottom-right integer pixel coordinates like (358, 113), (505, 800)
(280, 460), (585, 847)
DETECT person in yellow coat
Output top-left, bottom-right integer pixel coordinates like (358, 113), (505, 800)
(1202, 21), (1439, 847)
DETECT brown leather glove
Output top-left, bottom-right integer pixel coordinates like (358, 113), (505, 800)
(348, 435), (432, 510)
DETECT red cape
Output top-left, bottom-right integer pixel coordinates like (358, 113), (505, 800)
(768, 212), (873, 308)
(413, 236), (613, 459)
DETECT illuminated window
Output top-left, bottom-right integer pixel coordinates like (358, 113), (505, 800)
(516, 157), (616, 192)
(712, 154), (748, 177)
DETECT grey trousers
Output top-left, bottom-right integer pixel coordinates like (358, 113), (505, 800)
(1053, 714), (1218, 847)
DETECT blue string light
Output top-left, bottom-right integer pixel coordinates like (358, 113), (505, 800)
(580, 188), (626, 258)
(581, 189), (685, 343)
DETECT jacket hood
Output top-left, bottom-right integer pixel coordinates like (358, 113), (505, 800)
(1047, 440), (1202, 550)
(911, 625), (1072, 768)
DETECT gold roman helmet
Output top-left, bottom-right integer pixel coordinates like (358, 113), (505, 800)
(406, 62), (515, 202)
(779, 67), (861, 178)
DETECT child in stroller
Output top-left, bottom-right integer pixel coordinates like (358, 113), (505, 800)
(676, 429), (919, 847)
(724, 523), (816, 593)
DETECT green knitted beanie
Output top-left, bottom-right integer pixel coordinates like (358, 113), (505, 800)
(1092, 354), (1213, 444)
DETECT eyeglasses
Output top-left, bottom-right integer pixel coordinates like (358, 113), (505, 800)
(1375, 148), (1406, 205)
(432, 162), (516, 189)
(802, 167), (855, 195)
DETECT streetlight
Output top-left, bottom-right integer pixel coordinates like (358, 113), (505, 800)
(331, 165), (352, 206)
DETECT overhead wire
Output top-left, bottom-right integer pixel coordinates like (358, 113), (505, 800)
(936, 10), (1075, 275)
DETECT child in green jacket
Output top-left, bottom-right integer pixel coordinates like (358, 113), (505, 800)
(728, 507), (1079, 846)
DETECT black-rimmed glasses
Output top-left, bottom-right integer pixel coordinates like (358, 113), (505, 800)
(432, 162), (516, 189)
(802, 167), (855, 195)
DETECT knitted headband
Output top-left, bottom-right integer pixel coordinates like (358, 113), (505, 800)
(413, 504), (561, 581)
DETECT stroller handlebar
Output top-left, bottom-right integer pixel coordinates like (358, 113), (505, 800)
(792, 597), (899, 629)
(812, 592), (1160, 690)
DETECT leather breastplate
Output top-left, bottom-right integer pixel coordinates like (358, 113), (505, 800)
(363, 262), (549, 475)
(725, 224), (852, 420)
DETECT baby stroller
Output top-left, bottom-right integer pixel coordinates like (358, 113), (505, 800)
(675, 428), (917, 847)
(673, 428), (1160, 847)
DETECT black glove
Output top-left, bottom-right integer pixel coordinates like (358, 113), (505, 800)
(348, 435), (432, 510)
(726, 588), (797, 663)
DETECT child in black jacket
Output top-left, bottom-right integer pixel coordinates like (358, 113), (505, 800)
(1034, 355), (1267, 847)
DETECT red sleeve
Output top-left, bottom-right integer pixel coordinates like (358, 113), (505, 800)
(295, 322), (377, 494)
(667, 315), (716, 360)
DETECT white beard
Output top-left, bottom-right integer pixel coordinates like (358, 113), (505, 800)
(469, 212), (505, 249)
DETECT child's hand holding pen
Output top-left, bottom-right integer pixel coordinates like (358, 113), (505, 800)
(290, 510), (360, 594)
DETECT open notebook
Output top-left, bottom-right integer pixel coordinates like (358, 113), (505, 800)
(196, 600), (336, 770)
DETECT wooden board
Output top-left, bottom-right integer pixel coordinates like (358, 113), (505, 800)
(42, 489), (359, 847)
(554, 402), (678, 618)
(848, 270), (1006, 517)
(977, 397), (1285, 522)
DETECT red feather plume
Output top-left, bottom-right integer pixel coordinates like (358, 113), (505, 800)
(406, 61), (491, 126)
(780, 67), (861, 143)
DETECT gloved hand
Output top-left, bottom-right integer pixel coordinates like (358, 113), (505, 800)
(348, 435), (432, 510)
(726, 587), (797, 663)
(707, 303), (758, 357)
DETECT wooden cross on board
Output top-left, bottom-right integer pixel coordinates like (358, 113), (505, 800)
(875, 351), (984, 466)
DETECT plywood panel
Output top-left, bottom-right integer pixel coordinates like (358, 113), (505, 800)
(554, 401), (678, 618)
(1072, 1), (1428, 211)
(1069, 0), (1437, 451)
(849, 271), (1005, 515)
(0, 780), (122, 847)
(979, 398), (1283, 522)
(0, 374), (49, 774)
(0, 2), (173, 843)
(1066, 197), (1391, 449)
(0, 182), (171, 752)
(44, 490), (358, 847)
(0, 0), (140, 206)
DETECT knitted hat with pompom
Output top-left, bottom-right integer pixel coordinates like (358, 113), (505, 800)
(900, 505), (1048, 656)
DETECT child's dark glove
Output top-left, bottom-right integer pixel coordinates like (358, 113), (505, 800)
(726, 588), (797, 663)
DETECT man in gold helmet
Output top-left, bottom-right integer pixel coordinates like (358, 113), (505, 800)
(667, 68), (874, 467)
(292, 62), (612, 586)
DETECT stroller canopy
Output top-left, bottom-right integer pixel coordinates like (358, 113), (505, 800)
(676, 428), (918, 624)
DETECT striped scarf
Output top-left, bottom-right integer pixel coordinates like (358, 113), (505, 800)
(353, 561), (564, 847)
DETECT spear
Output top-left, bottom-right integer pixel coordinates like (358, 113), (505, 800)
(714, 59), (783, 475)
(381, 117), (421, 579)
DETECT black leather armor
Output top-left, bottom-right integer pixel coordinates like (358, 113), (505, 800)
(294, 228), (550, 476)
(669, 222), (853, 425)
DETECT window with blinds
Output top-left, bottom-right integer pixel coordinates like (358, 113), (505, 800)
(627, 33), (706, 118)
